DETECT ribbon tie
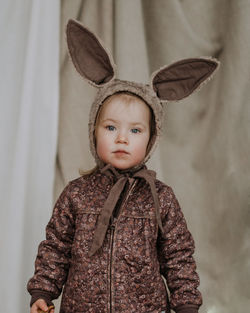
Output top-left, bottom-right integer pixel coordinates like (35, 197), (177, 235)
(89, 164), (163, 256)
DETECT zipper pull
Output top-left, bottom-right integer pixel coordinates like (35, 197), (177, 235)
(128, 177), (134, 186)
(110, 217), (117, 229)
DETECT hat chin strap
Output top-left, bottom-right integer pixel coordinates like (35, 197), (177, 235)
(89, 163), (163, 256)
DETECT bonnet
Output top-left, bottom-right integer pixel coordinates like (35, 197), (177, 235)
(66, 19), (219, 255)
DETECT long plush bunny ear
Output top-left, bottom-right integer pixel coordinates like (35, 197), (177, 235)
(66, 19), (115, 87)
(151, 58), (219, 101)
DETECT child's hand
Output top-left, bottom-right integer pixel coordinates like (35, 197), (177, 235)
(31, 299), (55, 313)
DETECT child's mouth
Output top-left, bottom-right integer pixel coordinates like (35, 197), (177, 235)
(113, 150), (129, 156)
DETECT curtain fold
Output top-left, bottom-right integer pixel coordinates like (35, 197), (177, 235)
(0, 1), (60, 312)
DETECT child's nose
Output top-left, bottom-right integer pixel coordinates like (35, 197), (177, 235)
(116, 132), (128, 144)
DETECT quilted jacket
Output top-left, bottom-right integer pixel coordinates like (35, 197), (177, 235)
(27, 168), (202, 313)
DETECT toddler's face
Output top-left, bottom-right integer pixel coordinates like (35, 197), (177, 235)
(95, 95), (151, 170)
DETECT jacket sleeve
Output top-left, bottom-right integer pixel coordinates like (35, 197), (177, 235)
(27, 182), (75, 303)
(157, 186), (202, 313)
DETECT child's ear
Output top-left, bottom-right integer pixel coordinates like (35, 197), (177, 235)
(66, 19), (116, 87)
(151, 58), (220, 101)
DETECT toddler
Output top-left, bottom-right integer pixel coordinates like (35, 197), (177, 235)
(27, 19), (219, 313)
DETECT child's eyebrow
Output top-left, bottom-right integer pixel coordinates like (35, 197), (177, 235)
(130, 122), (145, 126)
(101, 118), (117, 124)
(130, 122), (147, 129)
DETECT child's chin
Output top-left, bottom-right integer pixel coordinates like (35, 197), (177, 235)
(113, 164), (130, 170)
(111, 162), (139, 170)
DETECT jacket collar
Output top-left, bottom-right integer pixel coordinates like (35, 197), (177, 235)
(89, 163), (163, 256)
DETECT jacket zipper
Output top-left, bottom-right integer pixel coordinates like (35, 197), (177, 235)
(109, 224), (115, 313)
(109, 179), (136, 313)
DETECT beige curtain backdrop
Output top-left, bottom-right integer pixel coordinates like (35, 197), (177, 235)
(58, 1), (250, 312)
(0, 1), (60, 313)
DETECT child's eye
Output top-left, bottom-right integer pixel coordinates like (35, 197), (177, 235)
(131, 128), (141, 134)
(106, 125), (115, 131)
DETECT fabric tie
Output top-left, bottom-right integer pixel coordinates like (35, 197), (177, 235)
(89, 164), (163, 256)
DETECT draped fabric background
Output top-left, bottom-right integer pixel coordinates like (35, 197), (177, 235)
(1, 1), (249, 313)
(58, 1), (250, 313)
(0, 1), (60, 313)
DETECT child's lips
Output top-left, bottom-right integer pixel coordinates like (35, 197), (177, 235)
(113, 150), (129, 156)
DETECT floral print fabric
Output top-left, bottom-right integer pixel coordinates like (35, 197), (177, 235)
(27, 169), (202, 312)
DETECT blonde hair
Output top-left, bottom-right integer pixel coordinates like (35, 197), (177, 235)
(79, 165), (98, 177)
(80, 92), (153, 176)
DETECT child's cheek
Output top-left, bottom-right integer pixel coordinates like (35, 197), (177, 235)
(96, 136), (110, 163)
(132, 143), (148, 165)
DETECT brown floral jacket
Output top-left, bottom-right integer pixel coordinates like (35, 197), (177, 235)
(27, 169), (202, 313)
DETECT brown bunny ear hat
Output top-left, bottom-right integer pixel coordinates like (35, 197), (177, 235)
(66, 19), (220, 168)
